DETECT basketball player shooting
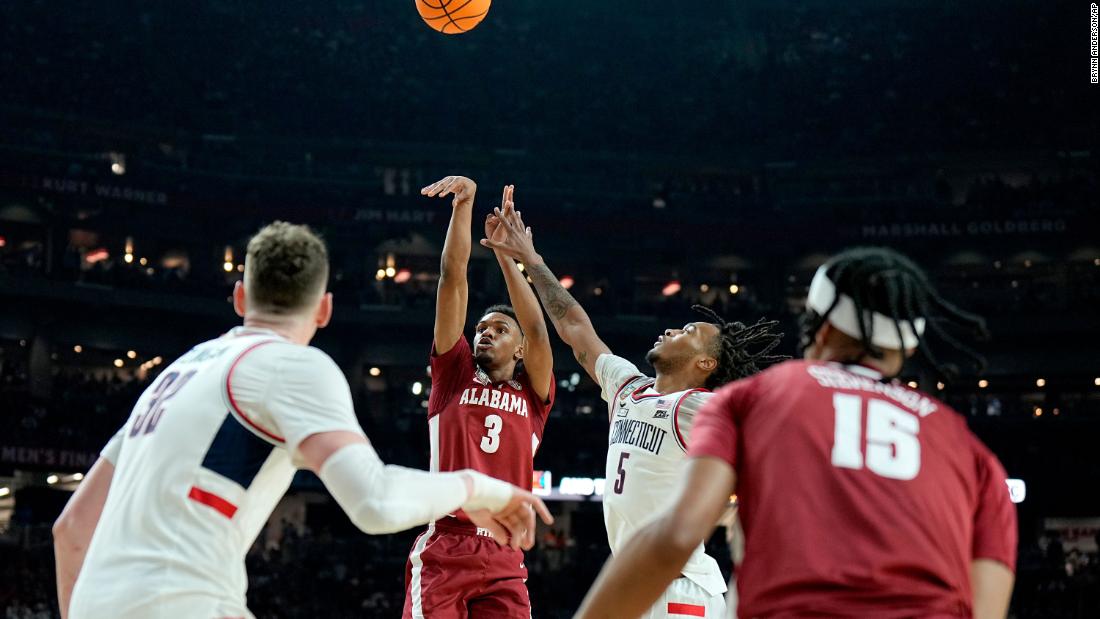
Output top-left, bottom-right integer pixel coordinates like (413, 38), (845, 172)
(403, 178), (556, 618)
(51, 222), (552, 619)
(575, 247), (1018, 619)
(480, 204), (786, 618)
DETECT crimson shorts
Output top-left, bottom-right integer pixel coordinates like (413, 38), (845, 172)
(403, 520), (530, 619)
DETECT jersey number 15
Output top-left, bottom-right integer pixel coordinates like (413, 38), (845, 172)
(830, 393), (921, 480)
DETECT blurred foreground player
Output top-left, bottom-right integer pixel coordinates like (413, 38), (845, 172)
(52, 222), (551, 619)
(481, 205), (785, 617)
(404, 179), (555, 618)
(577, 247), (1017, 619)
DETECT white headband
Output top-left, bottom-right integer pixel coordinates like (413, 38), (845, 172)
(807, 265), (926, 350)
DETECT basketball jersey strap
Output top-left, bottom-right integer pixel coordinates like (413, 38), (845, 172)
(671, 388), (709, 452)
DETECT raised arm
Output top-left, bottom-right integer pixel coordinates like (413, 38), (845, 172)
(487, 186), (554, 401)
(481, 206), (610, 382)
(426, 175), (476, 355)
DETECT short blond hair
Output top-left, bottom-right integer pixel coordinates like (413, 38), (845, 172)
(244, 221), (329, 314)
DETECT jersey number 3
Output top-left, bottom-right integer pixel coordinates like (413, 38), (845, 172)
(480, 414), (503, 454)
(830, 393), (921, 480)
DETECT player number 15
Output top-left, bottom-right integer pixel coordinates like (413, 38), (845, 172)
(831, 393), (921, 480)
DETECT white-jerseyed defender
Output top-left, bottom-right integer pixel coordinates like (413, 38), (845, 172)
(53, 222), (552, 619)
(480, 204), (785, 618)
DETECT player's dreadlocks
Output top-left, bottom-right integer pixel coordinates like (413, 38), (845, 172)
(799, 247), (989, 379)
(692, 305), (788, 390)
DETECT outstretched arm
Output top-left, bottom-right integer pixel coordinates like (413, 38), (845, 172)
(481, 207), (610, 382)
(575, 457), (736, 618)
(298, 430), (553, 550)
(487, 186), (554, 402)
(426, 175), (476, 355)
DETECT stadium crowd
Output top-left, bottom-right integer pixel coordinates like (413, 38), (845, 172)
(0, 1), (1090, 159)
(1, 0), (1097, 615)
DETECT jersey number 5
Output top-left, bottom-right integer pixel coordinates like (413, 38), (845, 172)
(480, 414), (503, 454)
(613, 452), (630, 494)
(830, 393), (921, 480)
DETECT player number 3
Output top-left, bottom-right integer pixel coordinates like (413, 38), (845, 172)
(830, 393), (921, 480)
(480, 414), (503, 453)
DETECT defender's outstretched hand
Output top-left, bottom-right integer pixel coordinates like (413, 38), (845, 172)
(484, 184), (515, 246)
(480, 186), (538, 264)
(467, 485), (554, 551)
(422, 175), (477, 210)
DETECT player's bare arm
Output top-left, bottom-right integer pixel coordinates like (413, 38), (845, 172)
(297, 430), (553, 550)
(427, 175), (476, 355)
(53, 457), (115, 619)
(971, 559), (1014, 619)
(485, 185), (554, 401)
(574, 457), (735, 619)
(481, 206), (610, 382)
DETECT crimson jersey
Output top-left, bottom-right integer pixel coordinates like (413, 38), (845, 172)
(690, 360), (1017, 618)
(426, 337), (554, 523)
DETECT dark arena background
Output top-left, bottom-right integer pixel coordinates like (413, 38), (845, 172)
(2, 0), (1099, 617)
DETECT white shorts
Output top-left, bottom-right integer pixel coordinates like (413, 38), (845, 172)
(641, 576), (727, 619)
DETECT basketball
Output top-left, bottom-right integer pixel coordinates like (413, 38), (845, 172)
(415, 0), (491, 35)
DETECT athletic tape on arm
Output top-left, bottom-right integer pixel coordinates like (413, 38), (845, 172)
(318, 442), (512, 534)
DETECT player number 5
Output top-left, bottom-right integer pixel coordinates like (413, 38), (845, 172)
(480, 414), (503, 454)
(613, 452), (630, 494)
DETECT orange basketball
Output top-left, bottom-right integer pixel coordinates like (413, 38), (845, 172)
(415, 0), (491, 35)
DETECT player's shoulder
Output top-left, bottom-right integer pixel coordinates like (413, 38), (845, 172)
(678, 388), (714, 405)
(240, 338), (327, 360)
(714, 358), (806, 394)
(430, 337), (475, 375)
(433, 335), (473, 358)
(597, 352), (647, 377)
(235, 340), (343, 379)
(766, 358), (818, 379)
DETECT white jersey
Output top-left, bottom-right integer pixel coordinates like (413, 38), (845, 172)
(596, 354), (728, 598)
(69, 327), (364, 619)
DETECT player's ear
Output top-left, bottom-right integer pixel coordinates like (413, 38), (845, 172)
(315, 292), (333, 328)
(697, 355), (718, 373)
(232, 281), (247, 318)
(513, 342), (525, 361)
